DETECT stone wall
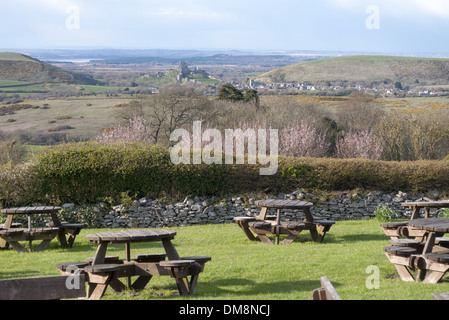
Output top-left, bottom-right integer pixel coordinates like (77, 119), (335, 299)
(81, 189), (447, 229)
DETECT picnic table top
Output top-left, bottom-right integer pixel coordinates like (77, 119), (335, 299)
(401, 201), (449, 208)
(255, 199), (313, 209)
(86, 229), (177, 244)
(408, 218), (449, 233)
(1, 206), (62, 215)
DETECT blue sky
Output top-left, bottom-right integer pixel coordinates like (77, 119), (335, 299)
(1, 0), (449, 54)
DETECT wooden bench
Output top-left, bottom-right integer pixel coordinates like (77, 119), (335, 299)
(58, 223), (86, 248)
(383, 246), (419, 282)
(312, 276), (342, 300)
(0, 275), (86, 300)
(0, 227), (59, 252)
(0, 223), (22, 229)
(134, 253), (167, 263)
(433, 293), (449, 300)
(417, 253), (449, 284)
(380, 221), (428, 240)
(436, 237), (449, 249)
(234, 217), (258, 241)
(308, 219), (335, 243)
(86, 256), (123, 265)
(380, 221), (409, 239)
(83, 263), (135, 300)
(389, 239), (425, 251)
(159, 259), (204, 295)
(55, 261), (90, 274)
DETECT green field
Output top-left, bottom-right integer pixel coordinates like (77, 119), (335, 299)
(255, 55), (449, 84)
(0, 220), (446, 300)
(0, 52), (37, 62)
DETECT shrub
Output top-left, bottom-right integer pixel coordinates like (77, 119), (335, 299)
(0, 162), (35, 206)
(374, 204), (399, 222)
(31, 142), (173, 204)
(4, 142), (449, 205)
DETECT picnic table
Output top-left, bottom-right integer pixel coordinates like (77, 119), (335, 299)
(381, 201), (449, 240)
(383, 218), (449, 283)
(234, 199), (335, 245)
(0, 206), (85, 252)
(56, 229), (210, 299)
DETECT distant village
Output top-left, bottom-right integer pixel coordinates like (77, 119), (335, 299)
(231, 79), (447, 98)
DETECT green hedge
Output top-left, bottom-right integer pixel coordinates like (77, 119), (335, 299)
(29, 142), (230, 204)
(2, 142), (449, 206)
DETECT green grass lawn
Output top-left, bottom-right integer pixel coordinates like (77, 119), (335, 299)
(0, 220), (448, 300)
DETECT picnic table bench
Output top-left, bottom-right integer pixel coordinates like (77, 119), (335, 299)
(0, 206), (85, 252)
(55, 229), (211, 299)
(0, 275), (86, 300)
(383, 218), (449, 283)
(312, 276), (342, 300)
(234, 199), (335, 245)
(381, 201), (449, 240)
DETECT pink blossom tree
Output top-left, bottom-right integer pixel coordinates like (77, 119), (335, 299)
(280, 120), (330, 158)
(335, 130), (383, 160)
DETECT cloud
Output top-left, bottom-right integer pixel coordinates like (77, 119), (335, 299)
(143, 7), (237, 21)
(328, 0), (449, 18)
(18, 0), (80, 12)
(414, 0), (449, 18)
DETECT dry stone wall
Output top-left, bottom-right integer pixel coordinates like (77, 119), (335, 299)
(67, 189), (447, 229)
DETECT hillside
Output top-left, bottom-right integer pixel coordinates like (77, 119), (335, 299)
(0, 52), (97, 85)
(254, 55), (449, 85)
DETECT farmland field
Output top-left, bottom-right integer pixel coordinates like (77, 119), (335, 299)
(0, 97), (133, 141)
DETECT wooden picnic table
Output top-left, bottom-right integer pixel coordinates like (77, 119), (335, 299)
(234, 199), (335, 245)
(384, 218), (449, 284)
(0, 206), (85, 252)
(0, 206), (62, 252)
(81, 229), (210, 299)
(381, 201), (449, 240)
(402, 201), (449, 220)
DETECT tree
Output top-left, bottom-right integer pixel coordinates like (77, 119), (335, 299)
(394, 81), (403, 90)
(217, 84), (244, 102)
(117, 86), (214, 145)
(243, 89), (260, 109)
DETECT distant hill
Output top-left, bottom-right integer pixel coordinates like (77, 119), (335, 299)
(254, 55), (449, 84)
(0, 52), (97, 85)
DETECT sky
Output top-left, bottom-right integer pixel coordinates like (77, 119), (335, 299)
(1, 0), (449, 55)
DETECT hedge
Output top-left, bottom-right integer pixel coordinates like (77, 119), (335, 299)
(1, 142), (449, 206)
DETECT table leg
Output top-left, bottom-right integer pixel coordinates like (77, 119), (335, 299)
(410, 207), (421, 220)
(423, 232), (436, 254)
(3, 215), (14, 229)
(162, 238), (181, 260)
(257, 235), (274, 245)
(236, 220), (257, 241)
(275, 209), (281, 245)
(92, 242), (108, 265)
(57, 230), (68, 248)
(422, 270), (447, 284)
(0, 215), (14, 249)
(394, 264), (415, 282)
(257, 207), (268, 220)
(34, 240), (53, 252)
(8, 241), (29, 253)
(125, 243), (131, 288)
(303, 207), (314, 222)
(131, 276), (152, 290)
